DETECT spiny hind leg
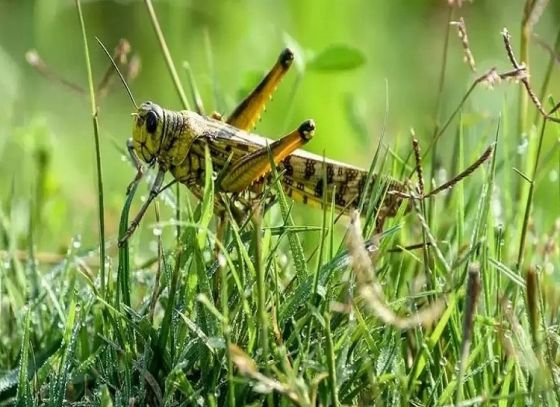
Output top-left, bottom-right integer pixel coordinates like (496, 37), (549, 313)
(227, 48), (294, 131)
(219, 120), (315, 193)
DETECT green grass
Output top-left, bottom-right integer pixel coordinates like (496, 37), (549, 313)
(1, 1), (560, 406)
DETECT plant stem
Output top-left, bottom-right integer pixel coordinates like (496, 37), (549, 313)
(75, 0), (106, 296)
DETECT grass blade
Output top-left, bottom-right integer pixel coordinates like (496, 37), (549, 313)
(75, 0), (106, 296)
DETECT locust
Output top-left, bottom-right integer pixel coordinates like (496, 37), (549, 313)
(119, 48), (407, 244)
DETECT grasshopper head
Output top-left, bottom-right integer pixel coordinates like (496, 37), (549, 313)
(132, 101), (165, 164)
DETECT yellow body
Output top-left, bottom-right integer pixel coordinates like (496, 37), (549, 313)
(131, 102), (404, 217)
(121, 48), (406, 243)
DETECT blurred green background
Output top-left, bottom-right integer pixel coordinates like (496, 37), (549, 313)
(0, 0), (559, 252)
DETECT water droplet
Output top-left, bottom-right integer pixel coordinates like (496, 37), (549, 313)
(72, 235), (82, 249)
(517, 137), (528, 155)
(153, 225), (162, 236)
(218, 254), (227, 268)
(121, 154), (127, 162)
(279, 254), (288, 268)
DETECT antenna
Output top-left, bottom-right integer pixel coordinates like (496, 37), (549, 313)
(95, 37), (138, 109)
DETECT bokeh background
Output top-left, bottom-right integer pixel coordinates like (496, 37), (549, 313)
(0, 0), (559, 253)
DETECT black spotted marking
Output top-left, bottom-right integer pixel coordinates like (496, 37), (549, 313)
(225, 145), (232, 152)
(196, 168), (204, 180)
(314, 179), (324, 197)
(348, 194), (360, 209)
(303, 195), (308, 204)
(335, 191), (346, 206)
(284, 178), (293, 186)
(304, 160), (316, 180)
(283, 157), (294, 177)
(337, 183), (347, 207)
(326, 165), (334, 184)
(296, 182), (305, 191)
(238, 143), (251, 152)
(346, 169), (358, 182)
(339, 183), (346, 196)
(286, 188), (293, 197)
(357, 175), (366, 199)
(337, 167), (344, 176)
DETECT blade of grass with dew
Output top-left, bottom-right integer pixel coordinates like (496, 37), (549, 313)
(155, 246), (185, 366)
(15, 308), (32, 407)
(456, 115), (465, 248)
(517, 118), (547, 271)
(193, 148), (218, 333)
(323, 311), (339, 406)
(50, 301), (80, 407)
(218, 253), (235, 407)
(1, 199), (27, 309)
(253, 207), (269, 367)
(304, 158), (332, 356)
(437, 330), (493, 405)
(278, 235), (386, 323)
(178, 221), (218, 385)
(481, 124), (500, 316)
(267, 146), (308, 281)
(75, 0), (106, 296)
(116, 176), (139, 307)
(408, 291), (458, 386)
(196, 145), (214, 250)
(359, 78), (388, 231)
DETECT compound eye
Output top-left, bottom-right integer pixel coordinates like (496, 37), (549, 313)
(146, 111), (158, 134)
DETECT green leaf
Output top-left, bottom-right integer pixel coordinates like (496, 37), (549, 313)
(16, 309), (32, 407)
(196, 145), (214, 249)
(307, 45), (366, 72)
(267, 147), (309, 281)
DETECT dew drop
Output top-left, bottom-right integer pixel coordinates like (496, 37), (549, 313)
(72, 235), (82, 249)
(218, 254), (227, 268)
(517, 137), (528, 155)
(152, 225), (162, 237)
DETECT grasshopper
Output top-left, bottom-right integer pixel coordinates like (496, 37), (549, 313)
(119, 48), (406, 244)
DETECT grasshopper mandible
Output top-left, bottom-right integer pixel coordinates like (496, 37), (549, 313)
(119, 48), (406, 244)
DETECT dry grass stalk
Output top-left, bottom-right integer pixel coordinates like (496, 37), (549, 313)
(26, 39), (140, 101)
(426, 144), (493, 198)
(461, 264), (481, 359)
(502, 27), (560, 123)
(411, 130), (425, 197)
(451, 17), (477, 72)
(347, 211), (445, 329)
(229, 344), (307, 405)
